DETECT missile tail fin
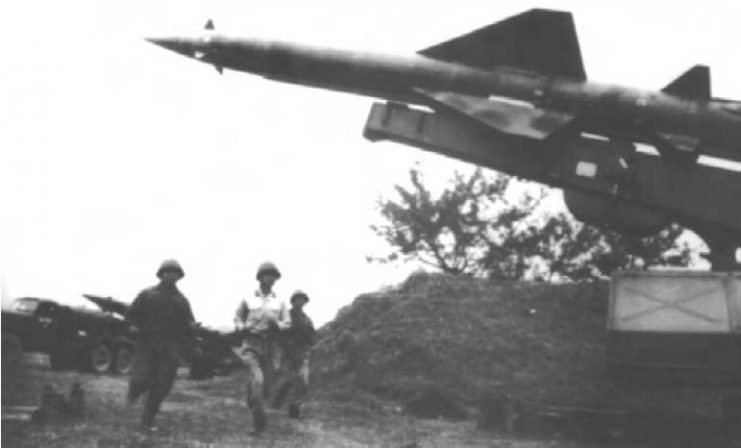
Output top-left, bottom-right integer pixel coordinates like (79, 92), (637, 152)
(662, 65), (711, 99)
(418, 9), (586, 80)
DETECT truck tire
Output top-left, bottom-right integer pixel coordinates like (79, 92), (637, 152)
(88, 343), (113, 373)
(2, 334), (23, 368)
(113, 344), (134, 375)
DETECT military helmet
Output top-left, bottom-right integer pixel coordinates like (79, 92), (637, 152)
(290, 289), (310, 304)
(157, 259), (185, 278)
(256, 261), (281, 280)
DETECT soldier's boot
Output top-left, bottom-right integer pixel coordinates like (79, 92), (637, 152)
(252, 408), (267, 435)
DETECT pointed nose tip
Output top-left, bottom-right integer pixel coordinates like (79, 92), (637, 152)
(145, 37), (196, 57)
(146, 36), (179, 50)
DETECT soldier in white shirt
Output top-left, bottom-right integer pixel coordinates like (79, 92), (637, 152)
(233, 261), (289, 435)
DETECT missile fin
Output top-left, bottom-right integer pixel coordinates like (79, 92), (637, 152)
(662, 65), (711, 99)
(418, 89), (574, 140)
(418, 9), (586, 80)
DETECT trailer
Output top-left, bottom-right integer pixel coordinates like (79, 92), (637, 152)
(2, 297), (135, 374)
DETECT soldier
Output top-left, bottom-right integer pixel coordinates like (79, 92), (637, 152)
(274, 290), (316, 419)
(233, 261), (290, 434)
(126, 259), (195, 432)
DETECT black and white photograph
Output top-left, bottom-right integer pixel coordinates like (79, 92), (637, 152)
(1, 0), (740, 446)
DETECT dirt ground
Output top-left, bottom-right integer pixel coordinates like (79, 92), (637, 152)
(1, 355), (624, 448)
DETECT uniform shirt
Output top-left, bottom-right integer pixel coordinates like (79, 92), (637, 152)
(127, 283), (195, 343)
(235, 289), (289, 334)
(282, 307), (316, 353)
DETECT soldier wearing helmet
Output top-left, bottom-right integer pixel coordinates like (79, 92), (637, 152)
(273, 289), (316, 419)
(126, 259), (196, 432)
(233, 261), (290, 434)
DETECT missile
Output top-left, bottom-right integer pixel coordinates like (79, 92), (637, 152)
(147, 9), (741, 163)
(82, 293), (129, 317)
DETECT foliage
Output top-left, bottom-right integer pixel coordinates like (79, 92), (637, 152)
(371, 167), (543, 276)
(371, 167), (692, 280)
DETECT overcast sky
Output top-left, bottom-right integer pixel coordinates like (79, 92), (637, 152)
(1, 0), (739, 328)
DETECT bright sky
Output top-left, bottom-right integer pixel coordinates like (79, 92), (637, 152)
(1, 0), (739, 328)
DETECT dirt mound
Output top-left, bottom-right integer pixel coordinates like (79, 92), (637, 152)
(312, 272), (723, 418)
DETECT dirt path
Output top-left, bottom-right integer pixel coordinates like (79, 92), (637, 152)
(0, 356), (603, 447)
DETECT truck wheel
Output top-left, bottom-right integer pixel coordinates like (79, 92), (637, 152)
(89, 343), (113, 373)
(2, 335), (22, 368)
(113, 345), (134, 375)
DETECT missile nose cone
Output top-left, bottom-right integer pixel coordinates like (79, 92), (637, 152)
(146, 36), (212, 62)
(146, 37), (191, 56)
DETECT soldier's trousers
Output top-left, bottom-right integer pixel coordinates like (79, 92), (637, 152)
(276, 349), (310, 409)
(232, 335), (281, 414)
(128, 339), (180, 428)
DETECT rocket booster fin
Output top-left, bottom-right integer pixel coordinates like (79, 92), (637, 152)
(417, 89), (575, 140)
(661, 65), (711, 99)
(418, 9), (586, 81)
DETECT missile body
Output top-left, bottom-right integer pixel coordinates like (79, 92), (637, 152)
(148, 13), (741, 162)
(150, 36), (543, 102)
(147, 10), (741, 265)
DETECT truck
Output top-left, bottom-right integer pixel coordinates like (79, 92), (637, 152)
(2, 296), (135, 374)
(2, 294), (241, 379)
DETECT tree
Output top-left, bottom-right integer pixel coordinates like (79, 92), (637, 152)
(371, 167), (693, 281)
(370, 166), (545, 276)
